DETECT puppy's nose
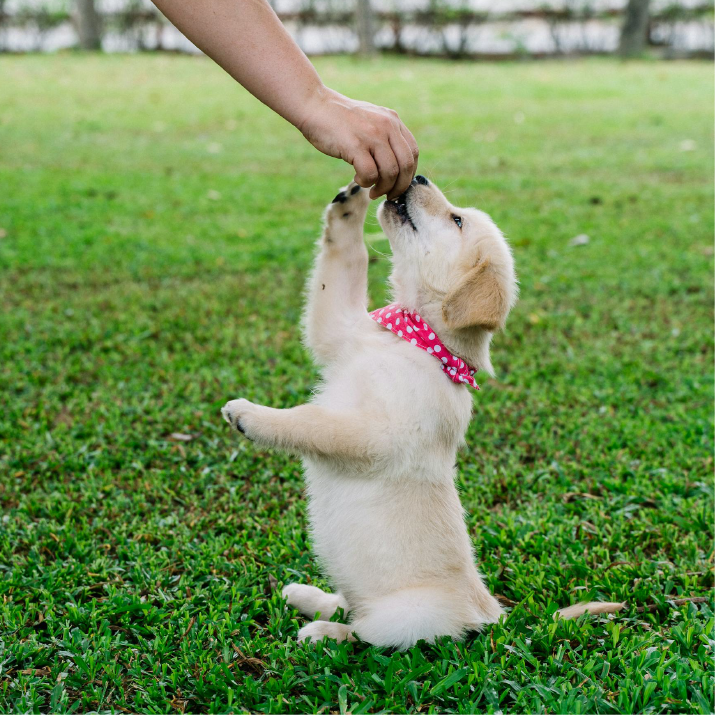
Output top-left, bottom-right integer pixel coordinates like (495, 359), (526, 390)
(414, 175), (429, 186)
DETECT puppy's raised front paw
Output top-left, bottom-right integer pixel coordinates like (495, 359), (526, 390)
(326, 181), (370, 223)
(221, 398), (256, 439)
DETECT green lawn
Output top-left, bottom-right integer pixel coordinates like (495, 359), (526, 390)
(0, 54), (713, 714)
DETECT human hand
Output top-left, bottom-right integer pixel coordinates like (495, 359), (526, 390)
(298, 87), (419, 200)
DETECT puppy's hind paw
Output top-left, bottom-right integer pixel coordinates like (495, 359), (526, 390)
(297, 621), (355, 645)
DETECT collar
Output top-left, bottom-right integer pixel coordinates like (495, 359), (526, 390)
(369, 304), (480, 390)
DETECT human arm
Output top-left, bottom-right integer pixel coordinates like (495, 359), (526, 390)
(151, 0), (419, 198)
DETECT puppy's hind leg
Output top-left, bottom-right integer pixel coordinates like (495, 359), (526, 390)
(298, 620), (356, 645)
(350, 587), (503, 651)
(303, 182), (371, 365)
(282, 583), (349, 621)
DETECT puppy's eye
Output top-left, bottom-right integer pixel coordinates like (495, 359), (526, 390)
(452, 215), (463, 229)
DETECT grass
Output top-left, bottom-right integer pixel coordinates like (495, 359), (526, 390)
(0, 53), (713, 714)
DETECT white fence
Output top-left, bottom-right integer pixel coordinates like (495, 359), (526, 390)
(1, 0), (713, 56)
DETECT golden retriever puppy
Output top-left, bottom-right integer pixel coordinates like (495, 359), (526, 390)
(222, 176), (518, 649)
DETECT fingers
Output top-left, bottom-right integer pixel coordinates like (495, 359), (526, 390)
(346, 105), (419, 199)
(369, 142), (400, 200)
(352, 151), (379, 189)
(399, 123), (419, 168)
(386, 131), (417, 200)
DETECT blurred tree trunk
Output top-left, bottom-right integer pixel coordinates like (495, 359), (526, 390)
(355, 0), (375, 56)
(76, 0), (102, 50)
(619, 0), (651, 57)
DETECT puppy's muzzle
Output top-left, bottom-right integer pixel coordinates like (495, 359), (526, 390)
(385, 176), (428, 230)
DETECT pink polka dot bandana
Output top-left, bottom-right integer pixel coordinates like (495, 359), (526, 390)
(369, 304), (480, 390)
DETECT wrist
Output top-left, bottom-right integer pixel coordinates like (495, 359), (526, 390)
(293, 85), (341, 136)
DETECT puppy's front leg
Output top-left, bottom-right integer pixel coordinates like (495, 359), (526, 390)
(222, 399), (386, 460)
(303, 182), (371, 365)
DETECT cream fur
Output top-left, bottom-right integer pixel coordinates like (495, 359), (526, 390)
(222, 178), (520, 649)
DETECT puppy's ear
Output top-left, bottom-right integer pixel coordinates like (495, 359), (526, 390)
(442, 257), (510, 331)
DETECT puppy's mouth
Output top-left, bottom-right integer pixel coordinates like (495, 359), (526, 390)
(385, 188), (416, 231)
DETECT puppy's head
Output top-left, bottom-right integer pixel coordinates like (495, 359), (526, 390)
(377, 176), (517, 375)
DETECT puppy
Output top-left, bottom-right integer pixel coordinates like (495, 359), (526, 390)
(222, 176), (518, 649)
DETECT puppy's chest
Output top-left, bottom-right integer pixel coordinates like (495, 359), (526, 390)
(318, 340), (474, 437)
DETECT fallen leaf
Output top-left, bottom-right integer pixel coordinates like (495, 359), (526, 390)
(555, 601), (626, 619)
(168, 433), (194, 442)
(20, 667), (51, 676)
(181, 616), (196, 639)
(562, 492), (602, 503)
(232, 644), (266, 674)
(569, 234), (590, 247)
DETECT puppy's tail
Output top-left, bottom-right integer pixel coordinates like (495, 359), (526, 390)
(555, 601), (626, 620)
